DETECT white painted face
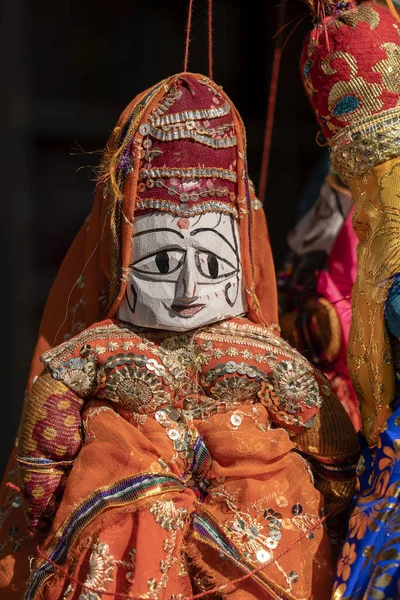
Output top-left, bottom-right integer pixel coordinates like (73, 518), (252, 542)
(117, 212), (247, 331)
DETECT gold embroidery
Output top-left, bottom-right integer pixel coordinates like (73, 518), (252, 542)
(210, 377), (261, 404)
(140, 500), (185, 598)
(40, 319), (321, 430)
(340, 5), (380, 29)
(330, 107), (400, 183)
(103, 365), (170, 411)
(79, 541), (114, 600)
(373, 42), (400, 95)
(150, 500), (188, 531)
(347, 158), (400, 443)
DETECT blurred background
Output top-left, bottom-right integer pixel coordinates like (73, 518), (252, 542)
(0, 0), (323, 473)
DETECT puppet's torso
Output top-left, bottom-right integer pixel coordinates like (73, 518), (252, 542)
(17, 317), (359, 600)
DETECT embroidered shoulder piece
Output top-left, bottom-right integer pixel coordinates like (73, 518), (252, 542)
(40, 320), (143, 397)
(257, 366), (329, 434)
(205, 318), (329, 433)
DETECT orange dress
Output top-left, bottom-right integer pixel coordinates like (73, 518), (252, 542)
(17, 316), (359, 600)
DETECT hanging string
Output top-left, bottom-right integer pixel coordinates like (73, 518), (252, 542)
(386, 0), (400, 22)
(184, 0), (195, 72)
(208, 0), (214, 79)
(258, 0), (287, 204)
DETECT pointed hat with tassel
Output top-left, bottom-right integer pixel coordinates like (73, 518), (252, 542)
(300, 0), (400, 183)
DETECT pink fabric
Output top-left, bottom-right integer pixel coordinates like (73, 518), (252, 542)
(317, 206), (360, 429)
(317, 206), (357, 351)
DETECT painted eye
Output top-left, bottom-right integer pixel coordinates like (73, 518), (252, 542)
(195, 251), (236, 280)
(132, 249), (185, 275)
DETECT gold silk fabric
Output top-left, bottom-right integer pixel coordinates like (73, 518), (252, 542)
(349, 157), (400, 444)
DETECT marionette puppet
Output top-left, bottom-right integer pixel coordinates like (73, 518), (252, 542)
(278, 163), (360, 430)
(300, 0), (400, 596)
(0, 69), (359, 600)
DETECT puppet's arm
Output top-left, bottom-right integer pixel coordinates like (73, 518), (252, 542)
(292, 390), (359, 514)
(258, 366), (359, 511)
(17, 370), (83, 532)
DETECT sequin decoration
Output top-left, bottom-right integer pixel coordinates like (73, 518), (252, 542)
(139, 167), (237, 183)
(104, 365), (168, 411)
(79, 541), (115, 600)
(135, 75), (240, 220)
(330, 108), (400, 183)
(272, 361), (322, 411)
(51, 357), (97, 396)
(226, 511), (279, 562)
(149, 500), (188, 531)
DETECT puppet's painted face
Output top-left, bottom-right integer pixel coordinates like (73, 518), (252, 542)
(118, 212), (247, 331)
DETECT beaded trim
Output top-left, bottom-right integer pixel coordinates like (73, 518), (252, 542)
(139, 167), (237, 182)
(330, 107), (400, 182)
(135, 198), (238, 219)
(150, 103), (231, 127)
(149, 126), (237, 148)
(137, 180), (234, 202)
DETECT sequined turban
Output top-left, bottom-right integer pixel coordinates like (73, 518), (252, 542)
(300, 1), (400, 182)
(121, 75), (240, 219)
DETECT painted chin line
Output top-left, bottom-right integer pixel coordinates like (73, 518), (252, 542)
(165, 302), (207, 318)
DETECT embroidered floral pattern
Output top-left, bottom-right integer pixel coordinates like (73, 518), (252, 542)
(104, 365), (167, 411)
(337, 542), (357, 582)
(51, 357), (97, 396)
(150, 500), (188, 531)
(334, 406), (400, 598)
(210, 377), (261, 404)
(79, 541), (114, 600)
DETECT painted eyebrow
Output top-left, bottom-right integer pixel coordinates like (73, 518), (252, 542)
(134, 227), (185, 239)
(190, 228), (236, 254)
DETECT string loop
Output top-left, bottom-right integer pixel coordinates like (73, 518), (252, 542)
(208, 0), (214, 79)
(183, 0), (195, 73)
(183, 0), (214, 78)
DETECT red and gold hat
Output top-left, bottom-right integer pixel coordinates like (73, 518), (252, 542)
(132, 74), (240, 219)
(300, 1), (400, 181)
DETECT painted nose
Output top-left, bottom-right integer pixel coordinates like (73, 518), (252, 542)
(175, 250), (199, 304)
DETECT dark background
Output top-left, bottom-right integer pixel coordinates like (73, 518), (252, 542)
(0, 0), (322, 473)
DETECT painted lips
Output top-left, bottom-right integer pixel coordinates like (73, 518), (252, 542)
(171, 303), (206, 317)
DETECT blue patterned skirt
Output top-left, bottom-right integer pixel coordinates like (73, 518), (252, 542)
(333, 399), (400, 599)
